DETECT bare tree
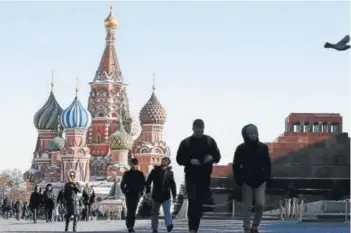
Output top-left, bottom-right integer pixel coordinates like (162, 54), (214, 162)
(0, 169), (26, 202)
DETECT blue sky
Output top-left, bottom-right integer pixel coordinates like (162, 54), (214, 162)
(0, 1), (349, 183)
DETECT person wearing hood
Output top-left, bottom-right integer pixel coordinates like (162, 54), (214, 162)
(146, 157), (177, 233)
(176, 119), (221, 233)
(120, 158), (145, 233)
(43, 183), (56, 222)
(232, 124), (271, 233)
(29, 186), (42, 223)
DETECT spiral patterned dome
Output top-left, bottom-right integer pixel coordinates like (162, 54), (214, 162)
(61, 97), (92, 129)
(139, 92), (167, 124)
(48, 136), (65, 151)
(109, 119), (133, 150)
(33, 92), (63, 130)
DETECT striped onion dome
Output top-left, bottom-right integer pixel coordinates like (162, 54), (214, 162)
(109, 119), (133, 150)
(60, 97), (92, 129)
(33, 91), (63, 130)
(139, 91), (167, 125)
(48, 136), (65, 151)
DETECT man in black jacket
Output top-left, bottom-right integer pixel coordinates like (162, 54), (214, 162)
(64, 169), (82, 232)
(176, 119), (221, 233)
(146, 157), (177, 233)
(29, 186), (42, 224)
(43, 183), (55, 222)
(232, 124), (271, 233)
(120, 158), (145, 233)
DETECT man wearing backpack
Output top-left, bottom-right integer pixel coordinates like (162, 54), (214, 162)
(176, 119), (221, 233)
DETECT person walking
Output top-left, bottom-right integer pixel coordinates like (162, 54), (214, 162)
(232, 124), (271, 233)
(57, 185), (65, 221)
(14, 200), (21, 221)
(146, 157), (177, 233)
(29, 186), (42, 223)
(43, 183), (56, 222)
(176, 119), (221, 233)
(120, 158), (145, 233)
(63, 169), (82, 232)
(82, 183), (95, 221)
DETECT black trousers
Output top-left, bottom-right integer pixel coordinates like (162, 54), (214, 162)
(32, 208), (38, 223)
(15, 211), (20, 221)
(125, 195), (139, 229)
(84, 204), (91, 221)
(186, 173), (211, 232)
(45, 207), (53, 222)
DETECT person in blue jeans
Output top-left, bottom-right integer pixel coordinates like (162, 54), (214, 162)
(146, 157), (177, 233)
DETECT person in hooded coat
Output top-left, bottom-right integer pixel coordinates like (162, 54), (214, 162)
(232, 124), (271, 233)
(29, 186), (42, 223)
(146, 157), (177, 233)
(43, 183), (56, 222)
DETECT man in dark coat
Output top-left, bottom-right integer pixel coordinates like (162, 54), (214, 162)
(232, 124), (271, 233)
(120, 158), (145, 233)
(64, 169), (82, 232)
(176, 119), (221, 233)
(82, 183), (95, 221)
(43, 183), (56, 222)
(14, 200), (21, 221)
(146, 157), (177, 233)
(56, 185), (65, 221)
(29, 186), (42, 223)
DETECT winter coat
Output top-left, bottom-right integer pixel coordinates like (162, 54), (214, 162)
(120, 169), (145, 197)
(29, 191), (42, 209)
(43, 190), (55, 209)
(232, 124), (271, 188)
(176, 135), (221, 177)
(64, 182), (82, 214)
(146, 166), (177, 202)
(82, 187), (95, 205)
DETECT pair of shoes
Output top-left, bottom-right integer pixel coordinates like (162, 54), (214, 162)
(152, 229), (158, 233)
(250, 228), (259, 233)
(189, 230), (196, 233)
(128, 228), (135, 233)
(167, 224), (173, 232)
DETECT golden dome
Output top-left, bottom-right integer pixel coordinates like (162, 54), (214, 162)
(104, 6), (119, 29)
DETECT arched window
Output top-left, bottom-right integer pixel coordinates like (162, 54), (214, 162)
(98, 113), (104, 117)
(96, 132), (102, 143)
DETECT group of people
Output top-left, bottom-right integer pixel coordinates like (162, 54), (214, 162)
(1, 198), (29, 221)
(120, 119), (271, 233)
(26, 175), (95, 231)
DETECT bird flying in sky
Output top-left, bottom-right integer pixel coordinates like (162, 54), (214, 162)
(324, 35), (350, 51)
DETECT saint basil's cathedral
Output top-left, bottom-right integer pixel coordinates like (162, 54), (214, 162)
(23, 7), (170, 197)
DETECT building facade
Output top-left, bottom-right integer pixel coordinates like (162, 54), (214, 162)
(23, 7), (170, 196)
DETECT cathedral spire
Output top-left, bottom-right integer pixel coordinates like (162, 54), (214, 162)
(94, 6), (123, 83)
(50, 69), (54, 92)
(152, 73), (156, 93)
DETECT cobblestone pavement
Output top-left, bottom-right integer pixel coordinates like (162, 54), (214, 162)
(0, 219), (348, 233)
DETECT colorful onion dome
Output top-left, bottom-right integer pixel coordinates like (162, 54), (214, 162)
(61, 97), (92, 129)
(139, 91), (167, 125)
(109, 119), (133, 150)
(33, 92), (63, 130)
(48, 136), (65, 151)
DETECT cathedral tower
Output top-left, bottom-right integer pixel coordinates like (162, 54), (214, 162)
(133, 78), (170, 175)
(87, 6), (133, 157)
(60, 86), (92, 183)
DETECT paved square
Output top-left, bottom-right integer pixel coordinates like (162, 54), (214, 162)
(0, 219), (348, 233)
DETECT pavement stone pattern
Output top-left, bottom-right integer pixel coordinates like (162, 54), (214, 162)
(0, 219), (348, 233)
